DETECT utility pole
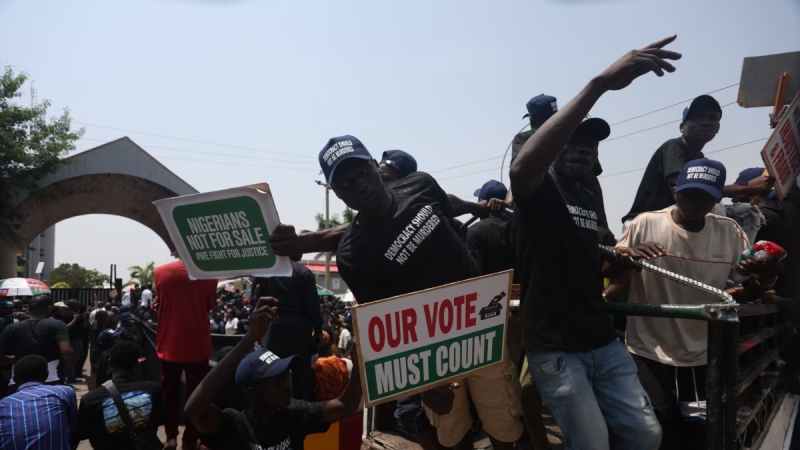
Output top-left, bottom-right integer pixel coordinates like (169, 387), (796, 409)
(315, 180), (332, 290)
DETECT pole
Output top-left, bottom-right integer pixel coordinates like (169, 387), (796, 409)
(324, 185), (331, 290)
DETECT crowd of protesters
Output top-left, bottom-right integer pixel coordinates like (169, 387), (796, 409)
(1, 35), (799, 450)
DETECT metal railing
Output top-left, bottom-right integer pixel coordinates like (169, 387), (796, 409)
(601, 298), (794, 450)
(50, 287), (113, 306)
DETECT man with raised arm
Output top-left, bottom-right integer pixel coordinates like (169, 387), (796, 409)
(185, 298), (363, 450)
(509, 36), (682, 450)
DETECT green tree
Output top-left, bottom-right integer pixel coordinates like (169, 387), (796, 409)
(314, 207), (355, 230)
(49, 263), (109, 288)
(128, 262), (155, 287)
(0, 67), (83, 238)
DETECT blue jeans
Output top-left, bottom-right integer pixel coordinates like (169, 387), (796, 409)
(527, 339), (662, 450)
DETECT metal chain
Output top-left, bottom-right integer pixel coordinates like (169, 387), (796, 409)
(599, 245), (734, 303)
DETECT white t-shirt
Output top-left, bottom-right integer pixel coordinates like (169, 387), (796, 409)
(140, 289), (153, 308)
(225, 318), (240, 335)
(338, 328), (352, 351)
(618, 206), (749, 367)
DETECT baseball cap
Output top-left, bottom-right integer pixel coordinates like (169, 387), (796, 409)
(380, 150), (418, 178)
(474, 180), (508, 201)
(682, 95), (722, 123)
(675, 158), (727, 201)
(235, 349), (296, 386)
(523, 94), (558, 126)
(735, 167), (766, 186)
(571, 118), (611, 143)
(319, 135), (373, 184)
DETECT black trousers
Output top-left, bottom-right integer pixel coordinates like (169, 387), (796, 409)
(633, 354), (707, 450)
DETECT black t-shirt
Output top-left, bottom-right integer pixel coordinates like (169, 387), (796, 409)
(77, 378), (164, 450)
(203, 400), (326, 450)
(337, 172), (477, 303)
(514, 171), (616, 352)
(622, 138), (704, 223)
(0, 317), (68, 362)
(254, 262), (321, 325)
(466, 215), (514, 276)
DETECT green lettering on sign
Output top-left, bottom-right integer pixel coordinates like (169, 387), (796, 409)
(364, 325), (504, 401)
(172, 196), (277, 271)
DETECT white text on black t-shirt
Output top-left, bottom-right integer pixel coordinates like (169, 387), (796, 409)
(566, 204), (599, 232)
(384, 205), (441, 265)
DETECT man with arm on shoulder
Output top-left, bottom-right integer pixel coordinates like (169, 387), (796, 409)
(510, 36), (682, 450)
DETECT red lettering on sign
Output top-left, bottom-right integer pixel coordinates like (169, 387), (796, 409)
(465, 292), (477, 328)
(386, 313), (402, 348)
(424, 303), (439, 337)
(402, 308), (418, 344)
(453, 295), (464, 330)
(368, 316), (385, 352)
(439, 299), (453, 334)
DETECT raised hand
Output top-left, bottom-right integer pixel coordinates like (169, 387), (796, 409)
(596, 35), (682, 91)
(246, 297), (279, 342)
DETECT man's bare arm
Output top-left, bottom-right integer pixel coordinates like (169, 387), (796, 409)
(510, 36), (681, 200)
(185, 299), (277, 433)
(270, 224), (347, 260)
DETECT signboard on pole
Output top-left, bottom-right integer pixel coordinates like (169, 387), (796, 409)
(738, 52), (800, 108)
(154, 183), (292, 280)
(352, 270), (512, 406)
(761, 92), (800, 199)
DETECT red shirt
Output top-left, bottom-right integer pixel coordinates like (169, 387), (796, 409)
(154, 260), (217, 363)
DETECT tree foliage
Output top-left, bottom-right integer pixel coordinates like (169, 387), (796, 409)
(49, 263), (109, 288)
(0, 66), (82, 238)
(128, 262), (155, 287)
(314, 207), (355, 230)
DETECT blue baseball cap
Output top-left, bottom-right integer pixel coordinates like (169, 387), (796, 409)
(319, 135), (373, 184)
(474, 180), (508, 201)
(681, 95), (722, 123)
(735, 167), (765, 186)
(675, 158), (727, 201)
(523, 94), (558, 126)
(235, 349), (296, 386)
(380, 150), (418, 178)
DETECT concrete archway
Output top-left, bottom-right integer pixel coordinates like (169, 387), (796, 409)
(1, 137), (197, 277)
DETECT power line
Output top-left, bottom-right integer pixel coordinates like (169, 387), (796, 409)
(77, 136), (315, 166)
(429, 154), (504, 174)
(610, 82), (739, 126)
(439, 166), (500, 182)
(606, 101), (737, 142)
(599, 137), (768, 179)
(73, 120), (315, 161)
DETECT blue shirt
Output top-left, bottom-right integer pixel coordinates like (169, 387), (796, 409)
(0, 382), (77, 450)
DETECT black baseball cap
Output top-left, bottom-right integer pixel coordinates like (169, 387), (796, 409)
(380, 150), (418, 178)
(319, 135), (373, 184)
(523, 94), (558, 126)
(681, 95), (722, 123)
(571, 118), (611, 143)
(235, 349), (296, 386)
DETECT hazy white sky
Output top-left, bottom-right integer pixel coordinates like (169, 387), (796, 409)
(1, 0), (798, 278)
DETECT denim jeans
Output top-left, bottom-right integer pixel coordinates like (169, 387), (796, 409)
(527, 339), (662, 450)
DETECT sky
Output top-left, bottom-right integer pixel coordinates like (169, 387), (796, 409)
(1, 0), (799, 279)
